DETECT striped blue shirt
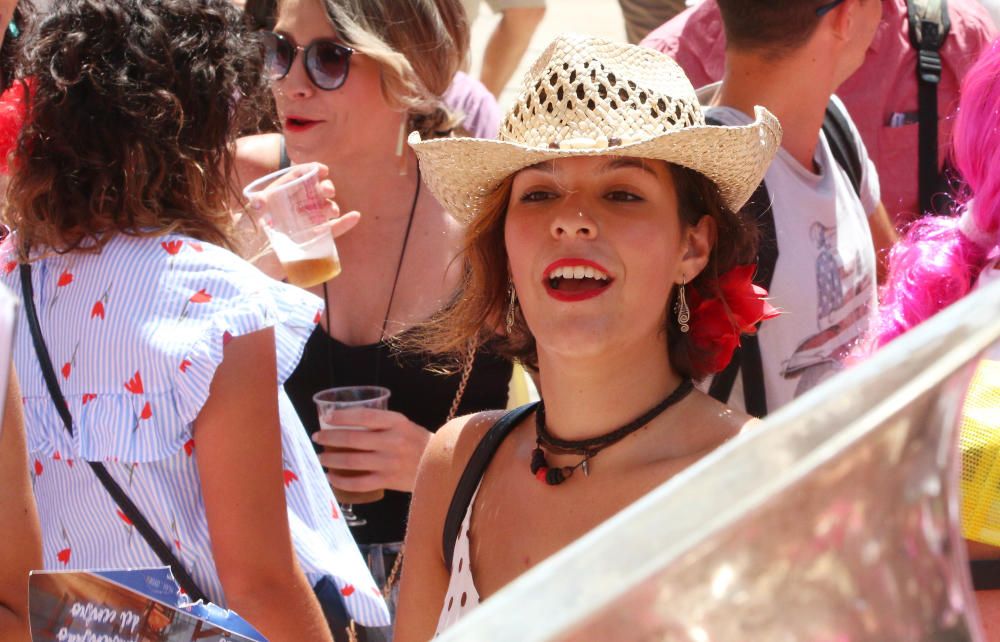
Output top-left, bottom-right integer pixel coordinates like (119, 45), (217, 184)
(2, 233), (390, 627)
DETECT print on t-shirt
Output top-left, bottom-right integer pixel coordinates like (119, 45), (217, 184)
(780, 222), (873, 396)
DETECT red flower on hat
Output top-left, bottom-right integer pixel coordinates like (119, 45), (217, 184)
(687, 264), (780, 374)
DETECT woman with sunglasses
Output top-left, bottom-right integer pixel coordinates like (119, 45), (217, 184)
(234, 0), (514, 626)
(0, 1), (389, 640)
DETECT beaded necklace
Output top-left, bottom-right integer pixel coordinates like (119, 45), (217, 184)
(530, 379), (694, 485)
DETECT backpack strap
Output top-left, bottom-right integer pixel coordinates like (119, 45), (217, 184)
(821, 99), (863, 198)
(443, 403), (538, 570)
(907, 0), (951, 215)
(705, 114), (778, 417)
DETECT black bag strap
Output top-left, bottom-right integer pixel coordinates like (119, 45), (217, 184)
(907, 0), (950, 215)
(19, 264), (210, 604)
(443, 402), (538, 569)
(822, 99), (864, 199)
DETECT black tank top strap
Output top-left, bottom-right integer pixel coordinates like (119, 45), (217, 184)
(278, 134), (291, 170)
(443, 403), (538, 569)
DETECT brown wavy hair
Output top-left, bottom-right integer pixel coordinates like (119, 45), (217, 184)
(415, 163), (759, 381)
(4, 0), (269, 254)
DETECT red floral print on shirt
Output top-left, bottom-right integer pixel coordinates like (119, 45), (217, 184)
(161, 240), (183, 256)
(124, 371), (144, 394)
(179, 288), (213, 319)
(57, 525), (72, 566)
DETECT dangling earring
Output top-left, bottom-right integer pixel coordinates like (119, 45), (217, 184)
(396, 115), (409, 176)
(505, 281), (518, 335)
(675, 278), (690, 333)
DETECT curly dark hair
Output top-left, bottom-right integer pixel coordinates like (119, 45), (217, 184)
(414, 163), (759, 382)
(4, 0), (269, 254)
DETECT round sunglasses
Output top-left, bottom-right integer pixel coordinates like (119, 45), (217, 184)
(261, 31), (354, 91)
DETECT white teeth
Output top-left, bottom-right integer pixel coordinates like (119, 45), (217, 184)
(549, 265), (610, 280)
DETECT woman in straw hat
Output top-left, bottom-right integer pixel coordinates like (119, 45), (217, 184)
(393, 34), (782, 638)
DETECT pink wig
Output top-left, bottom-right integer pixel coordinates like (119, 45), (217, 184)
(874, 39), (1000, 347)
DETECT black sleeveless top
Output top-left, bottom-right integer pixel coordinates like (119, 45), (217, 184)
(284, 327), (512, 545)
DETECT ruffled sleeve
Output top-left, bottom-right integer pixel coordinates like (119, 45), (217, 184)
(171, 260), (323, 427)
(12, 235), (322, 463)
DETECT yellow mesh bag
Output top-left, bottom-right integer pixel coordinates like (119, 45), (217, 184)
(960, 359), (1000, 547)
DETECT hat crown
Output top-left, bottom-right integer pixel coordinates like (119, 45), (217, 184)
(499, 34), (706, 150)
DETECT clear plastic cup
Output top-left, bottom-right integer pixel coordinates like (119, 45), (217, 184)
(242, 164), (341, 288)
(313, 386), (391, 508)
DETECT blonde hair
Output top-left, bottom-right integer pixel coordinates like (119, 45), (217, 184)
(302, 0), (470, 138)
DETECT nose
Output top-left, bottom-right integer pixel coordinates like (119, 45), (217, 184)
(550, 209), (598, 240)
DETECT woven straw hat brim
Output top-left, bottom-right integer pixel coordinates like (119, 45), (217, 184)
(410, 105), (781, 224)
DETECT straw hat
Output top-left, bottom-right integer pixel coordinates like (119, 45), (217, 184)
(409, 34), (782, 222)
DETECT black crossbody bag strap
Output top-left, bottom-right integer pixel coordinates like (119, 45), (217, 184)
(19, 264), (209, 604)
(443, 402), (539, 569)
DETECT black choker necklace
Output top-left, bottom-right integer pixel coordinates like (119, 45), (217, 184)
(530, 379), (694, 485)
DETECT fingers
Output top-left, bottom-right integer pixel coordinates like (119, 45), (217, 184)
(312, 423), (391, 451)
(318, 447), (386, 473)
(326, 471), (383, 494)
(328, 211), (360, 238)
(321, 407), (406, 429)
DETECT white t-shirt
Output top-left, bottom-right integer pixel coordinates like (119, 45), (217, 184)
(706, 97), (880, 414)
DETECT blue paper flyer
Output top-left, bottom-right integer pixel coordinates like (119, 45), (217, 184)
(29, 567), (266, 642)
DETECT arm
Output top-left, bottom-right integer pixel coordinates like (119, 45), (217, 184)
(0, 370), (42, 642)
(394, 412), (501, 642)
(194, 328), (332, 642)
(867, 201), (897, 284)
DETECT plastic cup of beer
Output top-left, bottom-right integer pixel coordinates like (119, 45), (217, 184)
(313, 386), (391, 506)
(242, 164), (341, 288)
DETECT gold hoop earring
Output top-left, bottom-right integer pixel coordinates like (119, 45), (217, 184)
(675, 279), (690, 333)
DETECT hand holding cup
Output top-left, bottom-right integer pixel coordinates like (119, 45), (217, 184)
(243, 162), (359, 287)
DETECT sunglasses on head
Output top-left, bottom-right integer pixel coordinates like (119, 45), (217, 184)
(261, 31), (354, 91)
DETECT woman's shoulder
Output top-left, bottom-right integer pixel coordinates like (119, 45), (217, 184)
(423, 409), (509, 475)
(688, 390), (757, 443)
(234, 133), (282, 188)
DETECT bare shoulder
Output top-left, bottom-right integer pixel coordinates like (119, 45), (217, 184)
(233, 133), (282, 187)
(688, 389), (757, 442)
(423, 409), (509, 475)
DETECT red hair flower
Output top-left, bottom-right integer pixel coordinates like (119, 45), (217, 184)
(687, 264), (780, 374)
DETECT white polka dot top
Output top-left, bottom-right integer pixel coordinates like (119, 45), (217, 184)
(434, 482), (482, 635)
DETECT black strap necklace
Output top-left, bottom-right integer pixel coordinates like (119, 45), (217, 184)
(530, 378), (694, 485)
(322, 166), (421, 386)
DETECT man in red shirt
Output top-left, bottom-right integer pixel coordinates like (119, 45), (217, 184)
(642, 0), (996, 225)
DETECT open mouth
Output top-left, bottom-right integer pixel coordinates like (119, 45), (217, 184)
(285, 117), (321, 131)
(543, 261), (613, 301)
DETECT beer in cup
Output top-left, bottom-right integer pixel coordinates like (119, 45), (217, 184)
(242, 164), (341, 288)
(313, 386), (391, 505)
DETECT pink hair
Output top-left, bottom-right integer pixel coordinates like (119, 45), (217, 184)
(874, 38), (1000, 347)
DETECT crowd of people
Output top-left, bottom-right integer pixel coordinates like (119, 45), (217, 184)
(0, 0), (997, 641)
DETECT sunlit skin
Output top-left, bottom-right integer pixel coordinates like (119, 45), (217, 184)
(395, 156), (752, 642)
